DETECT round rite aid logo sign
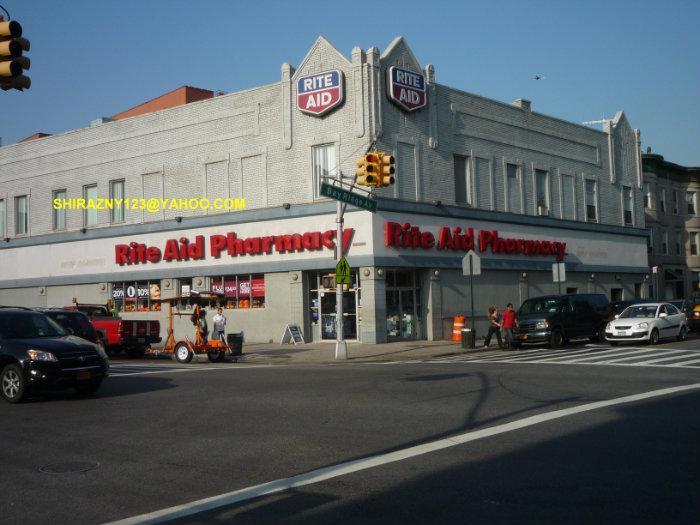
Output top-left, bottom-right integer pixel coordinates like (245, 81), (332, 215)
(387, 66), (426, 112)
(297, 70), (344, 117)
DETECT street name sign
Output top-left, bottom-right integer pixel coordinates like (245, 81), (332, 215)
(320, 182), (377, 212)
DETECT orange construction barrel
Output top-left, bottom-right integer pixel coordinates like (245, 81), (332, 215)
(452, 315), (465, 341)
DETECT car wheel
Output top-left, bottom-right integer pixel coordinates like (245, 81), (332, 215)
(175, 343), (193, 364)
(126, 346), (146, 358)
(649, 328), (660, 345)
(208, 350), (225, 362)
(678, 326), (687, 342)
(549, 329), (564, 348)
(1, 364), (25, 403)
(75, 379), (103, 396)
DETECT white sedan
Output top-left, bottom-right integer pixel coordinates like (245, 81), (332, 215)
(605, 302), (688, 345)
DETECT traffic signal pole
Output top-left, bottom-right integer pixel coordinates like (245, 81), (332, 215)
(335, 178), (347, 361)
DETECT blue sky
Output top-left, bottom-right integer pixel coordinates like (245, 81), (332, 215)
(1, 0), (698, 165)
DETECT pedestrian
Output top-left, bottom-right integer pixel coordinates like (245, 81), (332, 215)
(213, 306), (227, 343)
(198, 308), (208, 344)
(483, 306), (503, 349)
(501, 303), (519, 350)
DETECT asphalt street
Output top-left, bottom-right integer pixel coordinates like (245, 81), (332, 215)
(1, 342), (699, 525)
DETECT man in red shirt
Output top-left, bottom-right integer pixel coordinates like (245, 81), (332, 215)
(501, 303), (519, 350)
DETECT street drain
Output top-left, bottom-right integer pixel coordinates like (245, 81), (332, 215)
(39, 461), (99, 474)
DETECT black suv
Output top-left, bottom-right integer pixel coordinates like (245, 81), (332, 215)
(0, 308), (109, 403)
(514, 294), (609, 348)
(35, 308), (106, 352)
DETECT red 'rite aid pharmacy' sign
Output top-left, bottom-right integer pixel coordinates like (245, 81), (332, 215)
(387, 66), (426, 112)
(297, 70), (344, 116)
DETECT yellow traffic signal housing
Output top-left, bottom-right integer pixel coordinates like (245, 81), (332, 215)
(378, 153), (396, 187)
(355, 152), (381, 186)
(0, 18), (31, 91)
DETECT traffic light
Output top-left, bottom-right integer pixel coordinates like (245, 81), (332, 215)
(355, 152), (381, 187)
(378, 153), (395, 187)
(0, 17), (30, 91)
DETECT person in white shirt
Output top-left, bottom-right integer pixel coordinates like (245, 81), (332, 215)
(213, 307), (227, 342)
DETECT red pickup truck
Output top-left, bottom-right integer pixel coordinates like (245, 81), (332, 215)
(66, 304), (161, 358)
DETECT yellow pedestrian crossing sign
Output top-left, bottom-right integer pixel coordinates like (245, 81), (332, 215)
(336, 256), (352, 285)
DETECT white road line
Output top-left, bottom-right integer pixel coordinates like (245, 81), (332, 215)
(668, 357), (700, 367)
(110, 365), (272, 377)
(597, 349), (691, 364)
(103, 382), (700, 525)
(493, 346), (617, 362)
(542, 347), (659, 363)
(601, 350), (694, 365)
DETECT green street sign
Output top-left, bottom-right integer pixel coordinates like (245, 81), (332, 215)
(320, 182), (377, 213)
(336, 256), (352, 285)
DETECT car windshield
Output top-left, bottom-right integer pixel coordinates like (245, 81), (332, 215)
(619, 305), (657, 319)
(610, 302), (633, 315)
(47, 312), (95, 338)
(0, 312), (67, 338)
(520, 298), (561, 315)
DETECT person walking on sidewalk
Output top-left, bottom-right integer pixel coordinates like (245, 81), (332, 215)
(213, 307), (227, 343)
(501, 303), (519, 350)
(483, 306), (503, 349)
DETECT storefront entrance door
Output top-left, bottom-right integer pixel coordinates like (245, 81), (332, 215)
(386, 269), (421, 340)
(310, 271), (359, 341)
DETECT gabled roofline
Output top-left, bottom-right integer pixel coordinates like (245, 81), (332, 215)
(291, 35), (352, 82)
(380, 36), (422, 71)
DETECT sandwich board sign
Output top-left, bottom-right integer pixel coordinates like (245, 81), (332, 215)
(297, 70), (344, 117)
(281, 324), (305, 345)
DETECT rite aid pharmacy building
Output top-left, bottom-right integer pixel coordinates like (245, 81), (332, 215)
(0, 37), (649, 343)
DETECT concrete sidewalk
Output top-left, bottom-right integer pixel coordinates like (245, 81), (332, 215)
(225, 339), (487, 364)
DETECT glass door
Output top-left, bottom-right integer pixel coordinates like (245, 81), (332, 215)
(385, 269), (421, 340)
(311, 271), (359, 340)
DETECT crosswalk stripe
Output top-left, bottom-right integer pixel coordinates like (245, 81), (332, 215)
(627, 351), (700, 365)
(668, 357), (700, 367)
(598, 349), (692, 364)
(541, 347), (661, 363)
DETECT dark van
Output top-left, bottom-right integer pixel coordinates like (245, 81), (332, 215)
(514, 294), (609, 348)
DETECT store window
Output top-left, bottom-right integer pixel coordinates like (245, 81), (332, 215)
(386, 269), (422, 340)
(312, 144), (336, 199)
(659, 188), (666, 213)
(673, 190), (679, 214)
(53, 189), (66, 230)
(15, 195), (28, 235)
(643, 182), (652, 209)
(112, 281), (161, 312)
(0, 199), (5, 237)
(535, 169), (549, 214)
(454, 155), (472, 206)
(110, 180), (125, 223)
(210, 274), (265, 309)
(687, 191), (696, 216)
(506, 163), (519, 213)
(83, 184), (97, 227)
(623, 186), (633, 225)
(585, 179), (597, 222)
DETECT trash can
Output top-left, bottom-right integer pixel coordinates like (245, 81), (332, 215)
(461, 328), (475, 349)
(227, 332), (243, 356)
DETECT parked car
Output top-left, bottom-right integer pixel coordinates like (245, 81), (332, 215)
(605, 302), (688, 345)
(514, 293), (609, 348)
(35, 308), (105, 352)
(688, 304), (700, 332)
(604, 300), (645, 323)
(0, 307), (109, 403)
(65, 304), (160, 357)
(669, 299), (694, 318)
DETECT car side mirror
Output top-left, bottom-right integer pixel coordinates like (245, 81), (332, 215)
(659, 312), (668, 318)
(614, 314), (620, 319)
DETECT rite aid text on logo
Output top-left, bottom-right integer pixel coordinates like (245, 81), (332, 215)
(297, 70), (344, 116)
(387, 66), (427, 112)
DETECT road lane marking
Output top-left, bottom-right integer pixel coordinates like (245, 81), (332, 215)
(109, 365), (273, 377)
(543, 348), (663, 363)
(601, 350), (693, 365)
(668, 357), (700, 367)
(103, 382), (700, 525)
